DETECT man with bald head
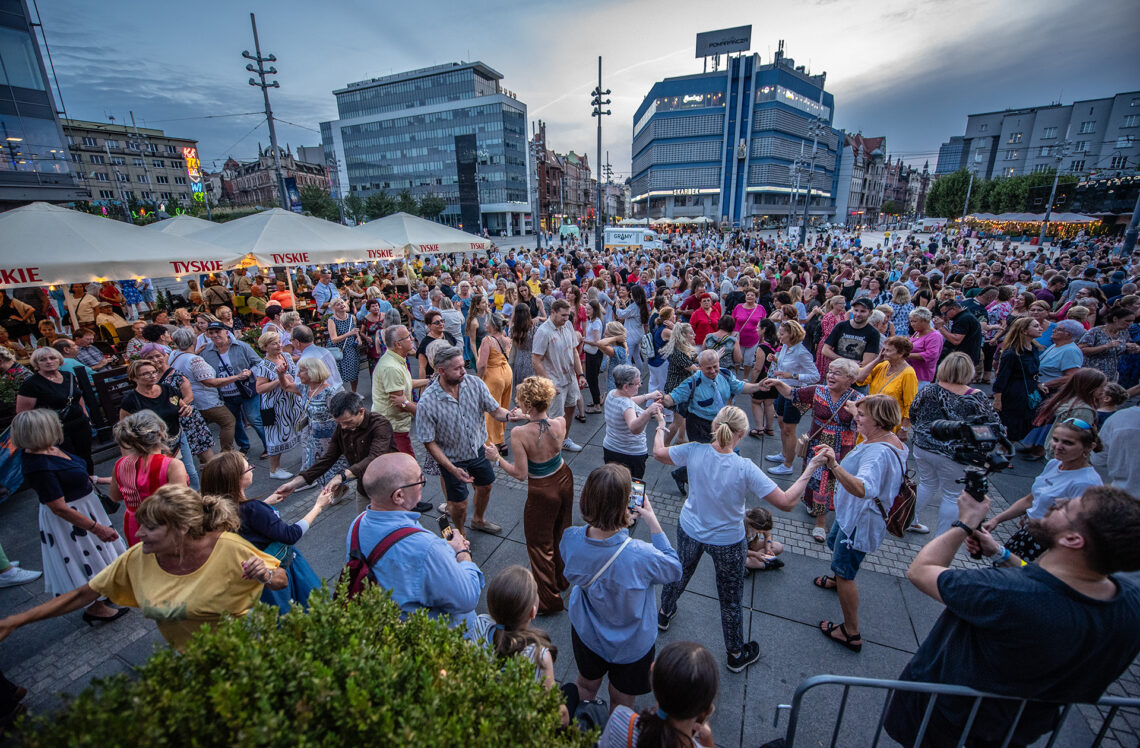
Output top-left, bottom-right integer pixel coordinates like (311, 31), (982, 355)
(348, 452), (484, 636)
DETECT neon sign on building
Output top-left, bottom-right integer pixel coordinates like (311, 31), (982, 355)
(183, 146), (205, 203)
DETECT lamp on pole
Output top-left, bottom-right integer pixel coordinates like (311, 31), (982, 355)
(1039, 139), (1072, 246)
(800, 119), (827, 247)
(243, 13), (288, 211)
(960, 170), (974, 231)
(590, 56), (611, 252)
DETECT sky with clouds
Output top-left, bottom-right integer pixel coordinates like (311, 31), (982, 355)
(35, 0), (1140, 179)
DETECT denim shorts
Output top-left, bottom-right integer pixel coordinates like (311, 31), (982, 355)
(827, 523), (866, 581)
(775, 395), (803, 425)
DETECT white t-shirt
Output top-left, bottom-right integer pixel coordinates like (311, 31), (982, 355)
(583, 318), (603, 355)
(669, 443), (777, 545)
(1028, 460), (1102, 519)
(833, 441), (908, 554)
(602, 394), (646, 455)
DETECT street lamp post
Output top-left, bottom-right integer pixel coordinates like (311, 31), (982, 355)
(590, 56), (611, 252)
(243, 13), (288, 211)
(1039, 139), (1072, 246)
(800, 119), (826, 247)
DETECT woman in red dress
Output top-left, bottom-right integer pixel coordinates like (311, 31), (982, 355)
(689, 293), (721, 346)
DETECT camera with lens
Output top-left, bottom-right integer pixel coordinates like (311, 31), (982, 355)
(929, 417), (1012, 502)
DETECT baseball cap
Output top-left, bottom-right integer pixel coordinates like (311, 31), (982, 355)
(851, 298), (874, 310)
(206, 321), (226, 331)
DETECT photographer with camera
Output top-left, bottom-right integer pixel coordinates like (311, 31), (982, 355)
(982, 418), (1102, 561)
(909, 353), (1006, 535)
(887, 485), (1140, 748)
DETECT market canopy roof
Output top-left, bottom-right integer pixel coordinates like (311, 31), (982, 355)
(967, 211), (1098, 224)
(144, 214), (214, 237)
(192, 208), (402, 267)
(0, 202), (240, 289)
(354, 212), (490, 255)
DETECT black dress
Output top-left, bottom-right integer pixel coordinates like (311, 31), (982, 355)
(992, 348), (1040, 442)
(18, 372), (94, 472)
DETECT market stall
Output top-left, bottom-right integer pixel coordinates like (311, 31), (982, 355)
(355, 211), (490, 256)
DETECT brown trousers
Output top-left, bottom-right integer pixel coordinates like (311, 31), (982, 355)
(524, 463), (574, 615)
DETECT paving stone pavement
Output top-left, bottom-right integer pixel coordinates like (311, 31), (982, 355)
(0, 372), (1136, 746)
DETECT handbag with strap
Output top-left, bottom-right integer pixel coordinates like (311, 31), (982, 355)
(581, 535), (631, 597)
(795, 390), (854, 460)
(872, 447), (917, 539)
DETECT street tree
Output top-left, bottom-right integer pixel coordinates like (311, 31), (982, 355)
(299, 185), (339, 222)
(418, 194), (446, 220)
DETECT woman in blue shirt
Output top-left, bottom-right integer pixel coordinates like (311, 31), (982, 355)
(559, 464), (682, 712)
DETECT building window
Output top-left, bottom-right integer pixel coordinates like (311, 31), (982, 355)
(137, 174), (149, 183)
(109, 156), (125, 165)
(152, 159), (164, 168)
(147, 144), (158, 153)
(82, 137), (98, 147)
(124, 191), (134, 199)
(1039, 146), (1051, 157)
(160, 192), (173, 200)
(165, 145), (178, 154)
(1004, 150), (1020, 160)
(979, 124), (988, 132)
(1007, 132), (1022, 143)
(1115, 135), (1134, 148)
(70, 153), (82, 163)
(1003, 167), (1016, 177)
(174, 176), (187, 185)
(1041, 126), (1057, 139)
(98, 189), (115, 199)
(1123, 115), (1140, 128)
(116, 173), (130, 182)
(133, 158), (144, 167)
(169, 161), (182, 169)
(94, 172), (109, 182)
(89, 154), (105, 164)
(106, 140), (119, 148)
(1069, 159), (1085, 172)
(1078, 121), (1096, 134)
(156, 175), (169, 184)
(1110, 155), (1130, 169)
(1032, 164), (1050, 174)
(141, 191), (153, 200)
(1074, 141), (1089, 153)
(974, 150), (984, 163)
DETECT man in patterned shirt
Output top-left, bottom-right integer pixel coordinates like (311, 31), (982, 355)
(416, 345), (521, 537)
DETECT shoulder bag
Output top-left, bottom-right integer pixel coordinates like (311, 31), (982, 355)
(872, 447), (917, 538)
(794, 390), (853, 460)
(581, 535), (631, 597)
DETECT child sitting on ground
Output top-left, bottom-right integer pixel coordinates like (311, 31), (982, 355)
(745, 507), (784, 572)
(473, 565), (568, 726)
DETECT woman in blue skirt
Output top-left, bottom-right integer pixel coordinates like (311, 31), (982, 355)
(201, 452), (329, 613)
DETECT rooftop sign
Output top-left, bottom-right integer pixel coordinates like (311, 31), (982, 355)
(696, 26), (752, 58)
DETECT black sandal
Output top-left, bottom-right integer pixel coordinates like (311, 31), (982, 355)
(575, 414), (587, 423)
(820, 620), (862, 652)
(813, 575), (838, 590)
(749, 428), (763, 439)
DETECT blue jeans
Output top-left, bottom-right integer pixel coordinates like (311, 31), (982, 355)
(223, 395), (266, 453)
(178, 430), (200, 491)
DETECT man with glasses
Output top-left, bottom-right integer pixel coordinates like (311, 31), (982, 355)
(372, 325), (427, 458)
(273, 391), (414, 512)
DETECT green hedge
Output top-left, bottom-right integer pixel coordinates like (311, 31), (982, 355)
(17, 586), (593, 747)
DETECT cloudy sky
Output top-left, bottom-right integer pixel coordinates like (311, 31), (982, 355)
(36, 0), (1140, 178)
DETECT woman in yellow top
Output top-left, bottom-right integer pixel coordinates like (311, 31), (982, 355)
(855, 335), (918, 441)
(0, 485), (284, 652)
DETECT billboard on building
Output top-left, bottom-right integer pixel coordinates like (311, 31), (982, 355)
(695, 26), (752, 58)
(284, 177), (302, 213)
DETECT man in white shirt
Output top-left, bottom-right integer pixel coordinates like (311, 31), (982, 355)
(290, 324), (343, 389)
(1091, 406), (1140, 497)
(531, 299), (586, 452)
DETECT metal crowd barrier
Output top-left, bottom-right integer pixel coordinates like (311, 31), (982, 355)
(771, 674), (1138, 748)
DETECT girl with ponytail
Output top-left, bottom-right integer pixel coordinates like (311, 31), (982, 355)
(597, 641), (719, 747)
(652, 405), (818, 673)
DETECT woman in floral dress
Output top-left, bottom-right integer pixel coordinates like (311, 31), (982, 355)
(358, 298), (385, 373)
(328, 298), (361, 392)
(253, 331), (304, 480)
(815, 296), (849, 377)
(279, 356), (345, 488)
(144, 344), (214, 468)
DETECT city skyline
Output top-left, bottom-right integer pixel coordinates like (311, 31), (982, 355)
(35, 0), (1140, 182)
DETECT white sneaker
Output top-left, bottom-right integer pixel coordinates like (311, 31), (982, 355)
(269, 469), (294, 480)
(766, 453), (786, 463)
(562, 438), (583, 453)
(0, 566), (42, 588)
(768, 464), (794, 475)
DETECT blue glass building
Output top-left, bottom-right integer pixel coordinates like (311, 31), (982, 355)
(632, 49), (839, 228)
(321, 61), (531, 233)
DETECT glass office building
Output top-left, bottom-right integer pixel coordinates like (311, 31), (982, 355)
(321, 61), (531, 234)
(0, 0), (86, 207)
(632, 49), (839, 228)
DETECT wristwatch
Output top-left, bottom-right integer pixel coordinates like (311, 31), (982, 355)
(340, 470), (353, 483)
(951, 520), (975, 537)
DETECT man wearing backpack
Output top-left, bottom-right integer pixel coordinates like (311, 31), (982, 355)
(661, 349), (767, 495)
(344, 452), (484, 637)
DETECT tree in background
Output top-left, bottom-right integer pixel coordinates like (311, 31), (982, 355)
(343, 194), (366, 225)
(925, 169), (976, 219)
(299, 185), (340, 222)
(880, 199), (904, 217)
(395, 189), (419, 215)
(364, 191), (397, 220)
(418, 194), (446, 221)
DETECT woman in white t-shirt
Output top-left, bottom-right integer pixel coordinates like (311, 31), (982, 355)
(983, 418), (1101, 561)
(810, 394), (907, 654)
(583, 301), (605, 413)
(651, 405), (814, 673)
(602, 364), (664, 479)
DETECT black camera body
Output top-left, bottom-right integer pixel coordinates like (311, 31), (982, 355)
(928, 417), (1013, 502)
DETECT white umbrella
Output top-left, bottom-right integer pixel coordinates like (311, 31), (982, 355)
(144, 214), (214, 237)
(192, 208), (402, 268)
(355, 212), (491, 255)
(0, 202), (240, 289)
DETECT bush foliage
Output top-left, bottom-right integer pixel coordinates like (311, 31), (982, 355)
(17, 586), (593, 747)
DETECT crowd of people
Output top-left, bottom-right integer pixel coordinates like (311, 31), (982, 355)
(0, 222), (1139, 744)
